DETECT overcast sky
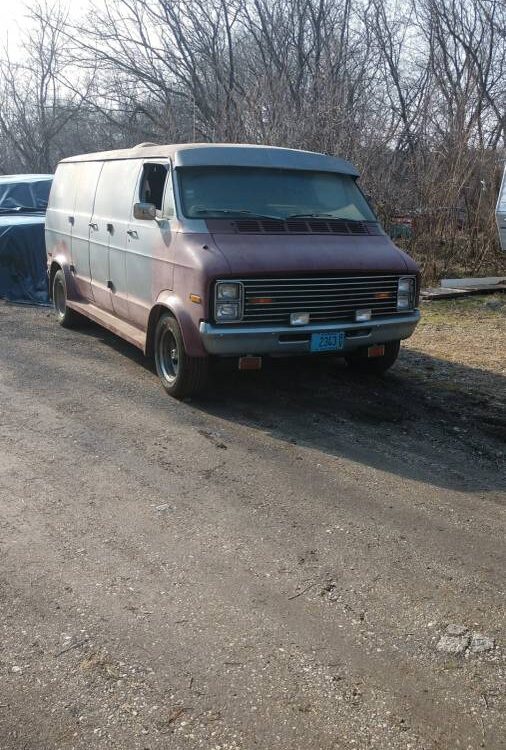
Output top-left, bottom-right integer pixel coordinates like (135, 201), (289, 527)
(1, 1), (31, 48)
(0, 0), (79, 53)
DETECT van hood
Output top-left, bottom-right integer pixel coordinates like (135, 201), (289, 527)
(209, 232), (416, 276)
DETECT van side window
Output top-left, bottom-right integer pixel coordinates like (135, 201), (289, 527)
(139, 163), (168, 211)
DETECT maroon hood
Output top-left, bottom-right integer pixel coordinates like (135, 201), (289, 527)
(210, 232), (417, 276)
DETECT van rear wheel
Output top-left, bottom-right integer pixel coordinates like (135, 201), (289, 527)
(53, 269), (80, 328)
(154, 313), (208, 399)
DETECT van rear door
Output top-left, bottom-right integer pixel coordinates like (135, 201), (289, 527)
(46, 162), (77, 280)
(89, 159), (140, 316)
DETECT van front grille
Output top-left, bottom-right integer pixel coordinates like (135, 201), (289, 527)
(237, 274), (402, 325)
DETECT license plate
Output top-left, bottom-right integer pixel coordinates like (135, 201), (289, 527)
(310, 332), (345, 352)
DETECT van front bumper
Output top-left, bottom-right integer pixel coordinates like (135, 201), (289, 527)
(199, 311), (420, 356)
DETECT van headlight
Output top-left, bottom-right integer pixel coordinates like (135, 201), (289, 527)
(216, 282), (241, 300)
(397, 277), (416, 311)
(216, 302), (241, 320)
(215, 281), (243, 322)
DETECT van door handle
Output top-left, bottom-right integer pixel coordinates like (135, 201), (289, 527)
(68, 216), (75, 225)
(107, 280), (115, 291)
(106, 222), (114, 233)
(88, 222), (98, 230)
(127, 229), (138, 239)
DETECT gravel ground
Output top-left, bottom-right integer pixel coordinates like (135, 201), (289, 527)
(0, 299), (504, 750)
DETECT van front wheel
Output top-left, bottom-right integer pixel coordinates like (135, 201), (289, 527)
(154, 313), (208, 399)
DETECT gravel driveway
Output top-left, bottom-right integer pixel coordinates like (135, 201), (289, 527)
(0, 302), (504, 749)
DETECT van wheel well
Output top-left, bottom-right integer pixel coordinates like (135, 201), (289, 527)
(146, 305), (173, 359)
(48, 262), (62, 300)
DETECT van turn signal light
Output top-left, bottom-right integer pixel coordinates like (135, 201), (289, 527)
(238, 356), (262, 370)
(368, 344), (385, 358)
(374, 291), (392, 300)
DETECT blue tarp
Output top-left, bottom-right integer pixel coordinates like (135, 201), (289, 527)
(0, 175), (52, 305)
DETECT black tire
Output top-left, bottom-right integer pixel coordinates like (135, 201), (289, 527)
(154, 313), (208, 398)
(345, 340), (401, 375)
(52, 269), (80, 328)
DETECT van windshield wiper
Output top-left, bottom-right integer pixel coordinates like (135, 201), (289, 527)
(286, 213), (351, 220)
(194, 209), (283, 221)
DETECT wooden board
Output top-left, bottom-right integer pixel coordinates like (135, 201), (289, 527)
(421, 287), (473, 300)
(441, 277), (506, 289)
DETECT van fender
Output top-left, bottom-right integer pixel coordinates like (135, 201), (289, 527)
(48, 252), (75, 300)
(147, 292), (207, 359)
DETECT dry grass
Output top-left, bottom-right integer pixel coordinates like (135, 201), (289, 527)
(404, 295), (506, 378)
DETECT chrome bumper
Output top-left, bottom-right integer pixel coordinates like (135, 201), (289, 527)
(199, 311), (421, 356)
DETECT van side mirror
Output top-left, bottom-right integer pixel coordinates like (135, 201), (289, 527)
(133, 202), (157, 220)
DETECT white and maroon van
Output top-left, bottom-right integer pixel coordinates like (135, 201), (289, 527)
(45, 143), (420, 398)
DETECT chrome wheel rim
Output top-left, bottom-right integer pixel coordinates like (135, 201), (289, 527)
(158, 328), (179, 383)
(54, 278), (66, 318)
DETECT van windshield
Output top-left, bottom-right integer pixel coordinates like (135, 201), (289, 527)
(178, 166), (376, 222)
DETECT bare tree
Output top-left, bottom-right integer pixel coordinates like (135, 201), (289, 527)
(0, 0), (504, 281)
(0, 2), (96, 172)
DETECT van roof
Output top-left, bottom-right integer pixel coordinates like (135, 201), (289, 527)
(59, 143), (359, 177)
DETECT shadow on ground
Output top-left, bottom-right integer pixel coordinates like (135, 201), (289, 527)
(72, 317), (505, 495)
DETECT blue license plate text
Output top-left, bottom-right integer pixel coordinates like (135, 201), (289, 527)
(310, 332), (345, 352)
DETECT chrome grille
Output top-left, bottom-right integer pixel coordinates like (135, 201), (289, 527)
(240, 275), (402, 325)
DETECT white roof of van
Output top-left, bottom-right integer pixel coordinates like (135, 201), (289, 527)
(59, 143), (359, 176)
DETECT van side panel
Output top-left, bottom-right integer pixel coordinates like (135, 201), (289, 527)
(45, 163), (76, 290)
(89, 160), (140, 316)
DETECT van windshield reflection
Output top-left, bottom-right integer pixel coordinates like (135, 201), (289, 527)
(178, 166), (376, 222)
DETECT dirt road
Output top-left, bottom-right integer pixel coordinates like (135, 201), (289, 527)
(0, 301), (504, 749)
